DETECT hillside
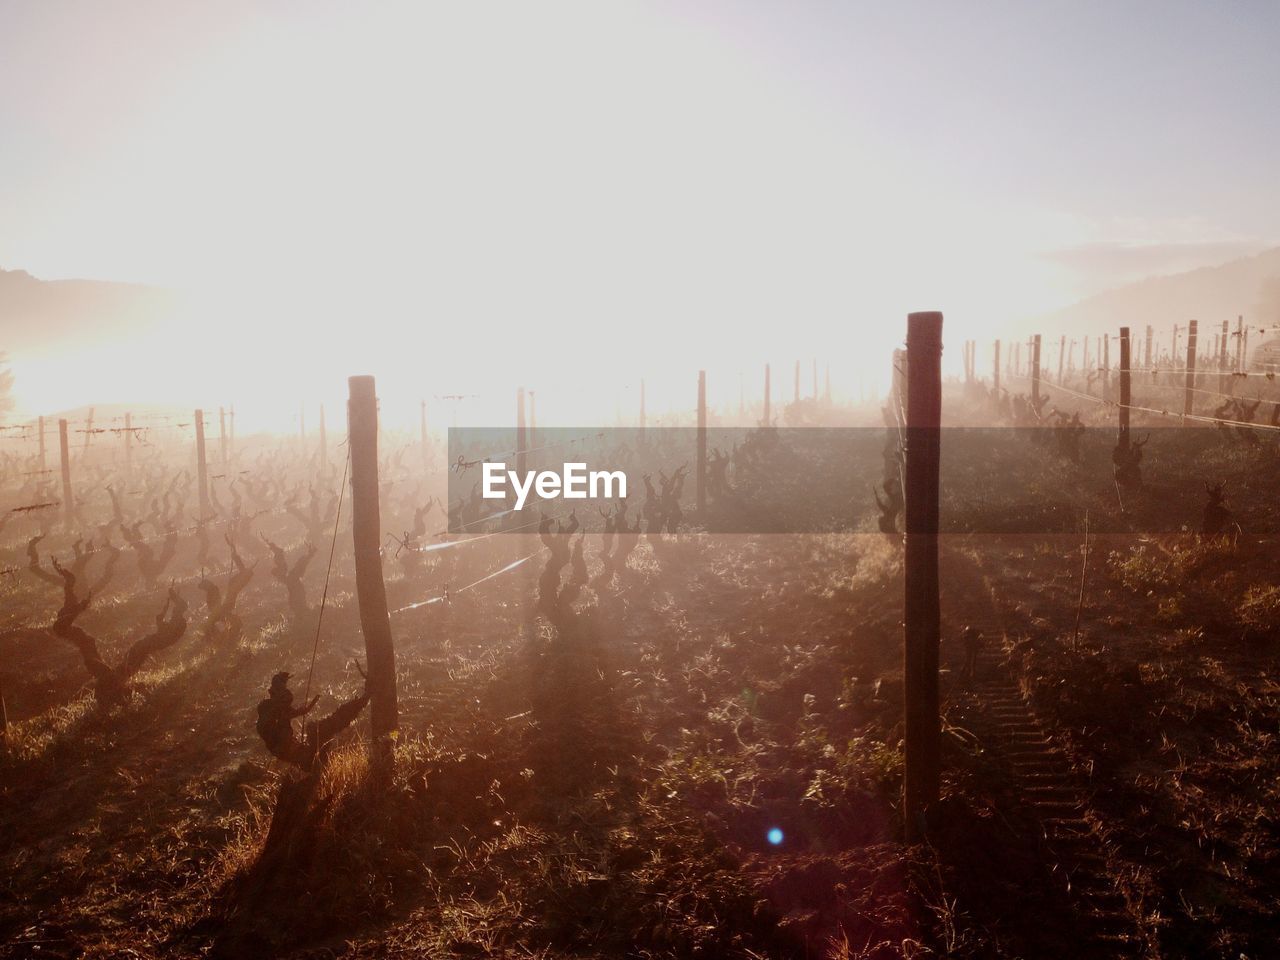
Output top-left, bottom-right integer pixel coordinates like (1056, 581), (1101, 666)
(1039, 246), (1280, 339)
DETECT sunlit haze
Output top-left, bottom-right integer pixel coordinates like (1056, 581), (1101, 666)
(2, 1), (1277, 425)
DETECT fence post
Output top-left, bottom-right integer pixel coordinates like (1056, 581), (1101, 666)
(696, 370), (707, 512)
(1032, 335), (1042, 405)
(195, 409), (210, 521)
(903, 311), (943, 842)
(1235, 315), (1244, 372)
(58, 419), (73, 526)
(347, 376), (399, 767)
(1119, 327), (1131, 452)
(1184, 320), (1198, 419)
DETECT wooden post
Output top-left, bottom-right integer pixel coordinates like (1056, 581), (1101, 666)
(516, 387), (527, 482)
(1103, 334), (1111, 400)
(903, 311), (943, 842)
(219, 407), (228, 466)
(319, 405), (328, 473)
(195, 409), (210, 521)
(1184, 320), (1198, 419)
(124, 412), (133, 475)
(82, 408), (94, 454)
(1119, 327), (1131, 452)
(763, 364), (771, 427)
(1032, 335), (1042, 405)
(1235, 315), (1244, 372)
(696, 370), (707, 512)
(58, 419), (73, 525)
(347, 376), (399, 763)
(993, 340), (1001, 395)
(1242, 325), (1250, 372)
(1057, 334), (1066, 384)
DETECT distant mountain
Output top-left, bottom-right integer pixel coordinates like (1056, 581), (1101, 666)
(1039, 247), (1280, 343)
(0, 267), (177, 357)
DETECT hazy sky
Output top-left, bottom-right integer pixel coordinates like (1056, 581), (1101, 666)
(2, 0), (1277, 419)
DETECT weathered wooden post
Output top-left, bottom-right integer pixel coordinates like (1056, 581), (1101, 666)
(1235, 316), (1244, 372)
(195, 409), (210, 521)
(347, 375), (399, 765)
(1032, 335), (1042, 405)
(763, 364), (771, 427)
(1103, 334), (1111, 400)
(696, 370), (707, 512)
(1184, 320), (1198, 419)
(58, 419), (73, 525)
(903, 311), (943, 842)
(82, 408), (95, 454)
(993, 339), (1001, 395)
(1119, 327), (1131, 452)
(1057, 334), (1066, 384)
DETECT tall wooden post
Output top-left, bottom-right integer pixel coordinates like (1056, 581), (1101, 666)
(903, 311), (943, 842)
(195, 409), (210, 521)
(1057, 335), (1066, 384)
(993, 340), (1001, 395)
(1032, 335), (1042, 405)
(763, 364), (771, 427)
(516, 387), (527, 482)
(124, 412), (133, 475)
(1118, 327), (1131, 452)
(1103, 334), (1111, 400)
(347, 376), (399, 763)
(82, 408), (95, 453)
(696, 370), (707, 512)
(1235, 316), (1245, 372)
(219, 406), (228, 466)
(1184, 320), (1198, 419)
(58, 419), (73, 525)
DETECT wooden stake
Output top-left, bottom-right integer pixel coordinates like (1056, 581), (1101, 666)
(59, 419), (73, 525)
(1032, 335), (1042, 405)
(195, 410), (210, 521)
(1184, 320), (1198, 419)
(696, 370), (707, 513)
(903, 311), (943, 842)
(347, 375), (399, 763)
(1119, 327), (1131, 451)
